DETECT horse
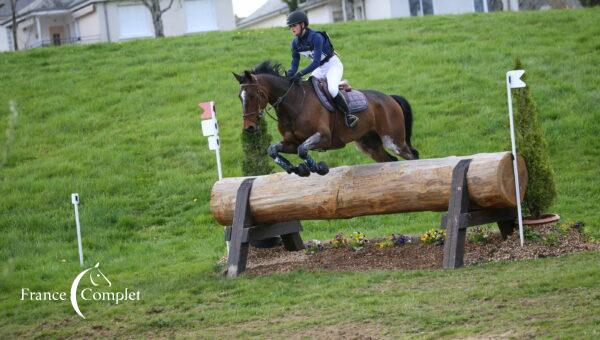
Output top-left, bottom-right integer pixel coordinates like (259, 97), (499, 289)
(233, 61), (419, 177)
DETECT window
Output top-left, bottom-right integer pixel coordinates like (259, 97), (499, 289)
(474, 0), (504, 12)
(52, 33), (61, 46)
(354, 4), (364, 20)
(118, 4), (153, 39)
(185, 0), (218, 33)
(7, 28), (13, 51)
(333, 0), (360, 22)
(409, 0), (433, 16)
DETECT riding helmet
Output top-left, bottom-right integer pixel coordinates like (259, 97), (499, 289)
(287, 11), (309, 26)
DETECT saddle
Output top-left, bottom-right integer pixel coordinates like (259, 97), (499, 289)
(310, 76), (368, 114)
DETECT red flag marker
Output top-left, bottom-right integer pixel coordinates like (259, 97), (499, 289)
(199, 101), (215, 120)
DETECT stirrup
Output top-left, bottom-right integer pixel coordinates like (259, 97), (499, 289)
(345, 114), (359, 128)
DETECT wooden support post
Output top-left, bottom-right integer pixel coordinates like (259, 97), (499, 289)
(443, 159), (471, 269)
(441, 160), (518, 269)
(226, 178), (255, 278)
(225, 180), (305, 278)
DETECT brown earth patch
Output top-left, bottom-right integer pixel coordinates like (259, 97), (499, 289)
(242, 223), (599, 276)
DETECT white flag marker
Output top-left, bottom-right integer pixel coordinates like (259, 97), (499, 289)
(71, 193), (84, 267)
(506, 70), (526, 246)
(199, 101), (222, 180)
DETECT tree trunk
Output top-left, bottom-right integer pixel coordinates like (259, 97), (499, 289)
(210, 152), (528, 226)
(11, 0), (18, 51)
(142, 0), (174, 38)
(153, 14), (164, 37)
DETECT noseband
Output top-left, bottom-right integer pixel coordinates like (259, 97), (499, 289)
(240, 83), (266, 119)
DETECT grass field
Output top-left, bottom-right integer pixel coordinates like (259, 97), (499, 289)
(1, 7), (599, 338)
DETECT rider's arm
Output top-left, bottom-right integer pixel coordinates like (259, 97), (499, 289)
(298, 32), (324, 76)
(287, 40), (300, 77)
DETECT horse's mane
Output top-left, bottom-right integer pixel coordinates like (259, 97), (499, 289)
(250, 60), (285, 78)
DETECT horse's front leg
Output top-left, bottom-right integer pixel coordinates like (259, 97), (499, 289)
(267, 141), (307, 176)
(298, 132), (330, 176)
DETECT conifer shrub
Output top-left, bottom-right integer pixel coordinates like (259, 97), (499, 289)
(241, 118), (274, 176)
(512, 58), (557, 218)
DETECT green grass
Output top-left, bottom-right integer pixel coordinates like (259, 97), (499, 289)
(1, 8), (599, 338)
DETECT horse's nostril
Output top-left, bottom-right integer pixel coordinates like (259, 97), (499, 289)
(246, 125), (256, 133)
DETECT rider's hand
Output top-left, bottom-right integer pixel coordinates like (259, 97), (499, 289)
(288, 73), (302, 84)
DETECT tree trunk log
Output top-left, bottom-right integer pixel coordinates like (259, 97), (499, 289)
(211, 152), (527, 226)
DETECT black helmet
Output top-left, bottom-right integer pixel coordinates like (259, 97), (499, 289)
(287, 11), (308, 26)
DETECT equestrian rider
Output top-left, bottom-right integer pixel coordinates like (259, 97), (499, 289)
(285, 11), (359, 128)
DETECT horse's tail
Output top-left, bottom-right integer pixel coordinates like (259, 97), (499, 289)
(391, 95), (419, 159)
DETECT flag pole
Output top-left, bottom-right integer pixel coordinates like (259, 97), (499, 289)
(506, 71), (525, 246)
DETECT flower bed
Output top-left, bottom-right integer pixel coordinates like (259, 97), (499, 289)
(242, 222), (598, 276)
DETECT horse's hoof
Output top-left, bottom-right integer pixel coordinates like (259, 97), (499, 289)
(316, 161), (329, 175)
(296, 163), (311, 177)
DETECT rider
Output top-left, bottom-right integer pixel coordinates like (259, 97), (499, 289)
(285, 11), (359, 128)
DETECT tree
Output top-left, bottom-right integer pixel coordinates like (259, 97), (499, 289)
(580, 0), (600, 6)
(282, 0), (299, 13)
(10, 0), (19, 50)
(241, 117), (274, 176)
(140, 0), (175, 38)
(512, 58), (557, 218)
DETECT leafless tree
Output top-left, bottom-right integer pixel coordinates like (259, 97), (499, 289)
(140, 0), (176, 38)
(282, 0), (299, 13)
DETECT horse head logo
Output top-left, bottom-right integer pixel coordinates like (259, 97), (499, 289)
(70, 263), (110, 319)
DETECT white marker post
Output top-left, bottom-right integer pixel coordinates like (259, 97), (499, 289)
(199, 101), (228, 256)
(71, 193), (84, 267)
(506, 70), (526, 246)
(199, 101), (222, 180)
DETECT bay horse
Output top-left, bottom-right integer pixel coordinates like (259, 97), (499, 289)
(233, 61), (419, 177)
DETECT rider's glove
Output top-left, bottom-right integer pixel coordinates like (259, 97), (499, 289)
(287, 73), (303, 84)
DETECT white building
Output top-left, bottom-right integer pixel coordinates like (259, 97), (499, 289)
(237, 0), (520, 29)
(0, 0), (235, 52)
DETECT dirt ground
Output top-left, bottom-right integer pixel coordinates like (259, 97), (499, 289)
(242, 222), (599, 276)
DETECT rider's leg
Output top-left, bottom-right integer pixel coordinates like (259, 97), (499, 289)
(325, 56), (358, 128)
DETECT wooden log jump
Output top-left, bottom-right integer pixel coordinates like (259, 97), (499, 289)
(212, 152), (527, 277)
(211, 152), (527, 225)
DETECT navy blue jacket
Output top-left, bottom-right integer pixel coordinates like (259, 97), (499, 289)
(286, 28), (335, 77)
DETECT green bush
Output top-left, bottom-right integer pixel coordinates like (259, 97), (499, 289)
(580, 0), (600, 7)
(512, 58), (557, 218)
(241, 117), (274, 176)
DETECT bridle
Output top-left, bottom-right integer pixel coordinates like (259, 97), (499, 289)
(240, 80), (304, 122)
(240, 83), (266, 119)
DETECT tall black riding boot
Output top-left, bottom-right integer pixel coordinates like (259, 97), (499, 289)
(333, 93), (358, 128)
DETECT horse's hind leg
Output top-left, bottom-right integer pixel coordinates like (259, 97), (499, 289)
(356, 132), (398, 162)
(381, 135), (417, 160)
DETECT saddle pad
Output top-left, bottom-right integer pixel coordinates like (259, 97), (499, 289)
(310, 77), (368, 114)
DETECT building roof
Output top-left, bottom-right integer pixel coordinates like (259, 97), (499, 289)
(237, 0), (287, 27)
(0, 0), (38, 17)
(237, 0), (328, 28)
(0, 0), (90, 25)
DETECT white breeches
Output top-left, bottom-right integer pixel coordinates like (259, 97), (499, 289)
(311, 55), (343, 98)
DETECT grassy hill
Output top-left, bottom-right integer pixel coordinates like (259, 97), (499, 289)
(1, 8), (599, 338)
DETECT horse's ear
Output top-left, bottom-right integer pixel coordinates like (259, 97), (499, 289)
(244, 70), (256, 83)
(233, 72), (244, 83)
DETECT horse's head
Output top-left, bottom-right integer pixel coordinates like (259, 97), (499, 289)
(233, 70), (267, 133)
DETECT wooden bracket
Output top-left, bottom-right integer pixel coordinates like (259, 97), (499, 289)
(225, 178), (304, 278)
(442, 159), (517, 269)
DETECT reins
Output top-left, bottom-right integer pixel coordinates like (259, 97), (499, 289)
(241, 80), (305, 123)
